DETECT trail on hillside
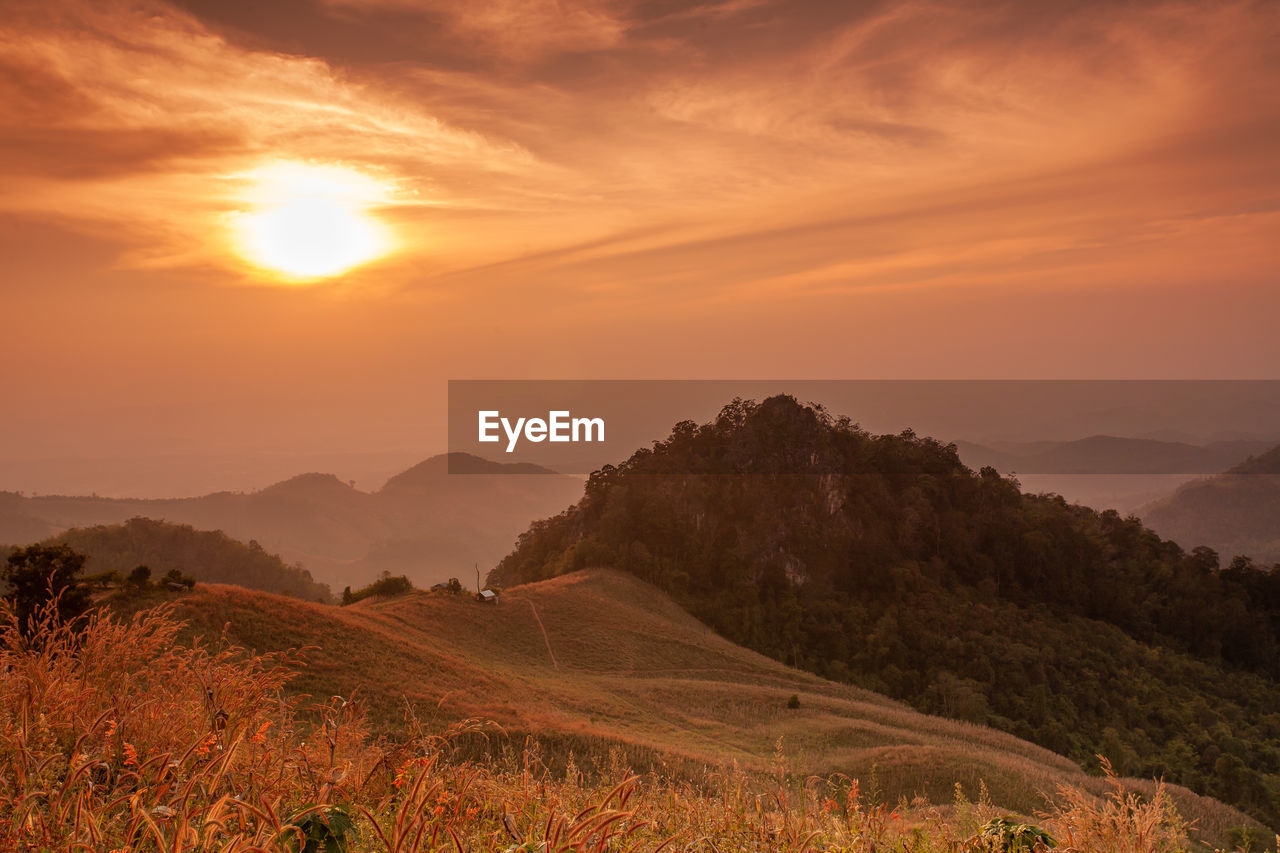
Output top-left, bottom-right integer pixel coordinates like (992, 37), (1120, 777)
(528, 600), (559, 669)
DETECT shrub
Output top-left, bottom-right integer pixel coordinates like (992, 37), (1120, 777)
(284, 805), (358, 852)
(163, 566), (196, 589)
(127, 564), (152, 589)
(967, 816), (1055, 851)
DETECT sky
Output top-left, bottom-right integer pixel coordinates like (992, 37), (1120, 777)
(1, 0), (1277, 494)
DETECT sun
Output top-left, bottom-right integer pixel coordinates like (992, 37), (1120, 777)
(231, 162), (393, 281)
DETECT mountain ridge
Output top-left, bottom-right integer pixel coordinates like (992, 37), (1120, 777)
(0, 453), (582, 589)
(954, 435), (1274, 475)
(1231, 445), (1280, 476)
(1141, 442), (1280, 564)
(382, 452), (564, 486)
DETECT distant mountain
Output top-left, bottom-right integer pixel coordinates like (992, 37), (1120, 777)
(494, 395), (1280, 831)
(0, 453), (582, 589)
(1232, 445), (1280, 475)
(384, 454), (559, 481)
(47, 517), (331, 601)
(0, 490), (60, 543)
(950, 436), (1276, 514)
(954, 435), (1273, 475)
(1141, 445), (1280, 564)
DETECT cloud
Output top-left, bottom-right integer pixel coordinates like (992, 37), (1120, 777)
(1, 0), (1278, 469)
(0, 0), (1274, 299)
(0, 0), (556, 275)
(321, 0), (629, 61)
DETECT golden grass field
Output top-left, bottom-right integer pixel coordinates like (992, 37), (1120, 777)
(118, 568), (1272, 849)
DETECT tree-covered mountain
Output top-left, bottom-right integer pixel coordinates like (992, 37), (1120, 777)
(1142, 446), (1280, 565)
(492, 395), (1280, 831)
(46, 517), (332, 601)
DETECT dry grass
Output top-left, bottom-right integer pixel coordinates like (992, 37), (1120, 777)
(67, 569), (1273, 851)
(3, 596), (1277, 851)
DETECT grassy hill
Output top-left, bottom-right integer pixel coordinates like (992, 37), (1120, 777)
(46, 517), (331, 601)
(1142, 445), (1280, 565)
(0, 453), (582, 590)
(118, 568), (1266, 848)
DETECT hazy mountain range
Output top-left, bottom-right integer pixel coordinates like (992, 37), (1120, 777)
(5, 434), (1275, 589)
(0, 453), (581, 590)
(952, 435), (1276, 514)
(1142, 446), (1280, 565)
(953, 436), (1275, 475)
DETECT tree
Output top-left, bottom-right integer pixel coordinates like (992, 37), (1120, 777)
(163, 567), (196, 589)
(2, 544), (92, 636)
(447, 577), (463, 595)
(127, 565), (152, 589)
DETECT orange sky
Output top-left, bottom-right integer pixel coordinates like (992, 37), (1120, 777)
(1, 0), (1277, 490)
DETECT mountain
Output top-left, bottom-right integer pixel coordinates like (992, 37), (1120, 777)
(951, 436), (1276, 514)
(114, 569), (1267, 849)
(0, 490), (59, 543)
(493, 395), (1280, 831)
(45, 517), (331, 601)
(1141, 445), (1280, 565)
(1230, 445), (1280, 476)
(0, 453), (582, 590)
(954, 436), (1273, 475)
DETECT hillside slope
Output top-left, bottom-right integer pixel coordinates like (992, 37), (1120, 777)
(1142, 445), (1280, 565)
(0, 453), (582, 589)
(137, 569), (1263, 847)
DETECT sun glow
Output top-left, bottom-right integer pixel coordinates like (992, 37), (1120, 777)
(231, 162), (393, 280)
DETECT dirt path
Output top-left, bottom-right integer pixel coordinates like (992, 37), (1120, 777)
(528, 600), (559, 669)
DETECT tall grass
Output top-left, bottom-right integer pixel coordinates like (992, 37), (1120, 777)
(0, 599), (1269, 851)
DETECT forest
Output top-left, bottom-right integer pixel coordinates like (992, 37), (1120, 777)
(44, 517), (332, 602)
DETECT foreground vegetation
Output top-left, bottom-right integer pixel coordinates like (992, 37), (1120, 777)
(494, 396), (1280, 831)
(3, 599), (1264, 852)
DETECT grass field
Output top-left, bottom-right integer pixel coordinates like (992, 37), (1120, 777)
(113, 568), (1272, 849)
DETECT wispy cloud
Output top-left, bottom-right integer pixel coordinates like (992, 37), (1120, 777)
(0, 0), (1275, 299)
(0, 0), (558, 274)
(321, 0), (629, 60)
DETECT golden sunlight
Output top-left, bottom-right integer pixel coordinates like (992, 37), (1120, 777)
(231, 162), (393, 280)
